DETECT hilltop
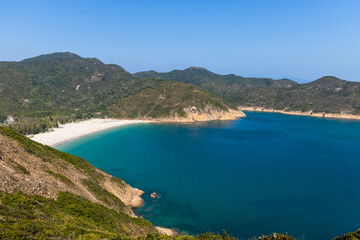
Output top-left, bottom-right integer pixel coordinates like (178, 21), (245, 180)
(134, 67), (297, 100)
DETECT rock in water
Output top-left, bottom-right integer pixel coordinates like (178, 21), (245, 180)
(150, 192), (159, 198)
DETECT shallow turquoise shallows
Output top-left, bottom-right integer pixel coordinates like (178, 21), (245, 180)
(57, 112), (360, 240)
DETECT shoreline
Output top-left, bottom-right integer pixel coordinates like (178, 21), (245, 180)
(28, 119), (152, 146)
(238, 107), (360, 121)
(28, 111), (247, 147)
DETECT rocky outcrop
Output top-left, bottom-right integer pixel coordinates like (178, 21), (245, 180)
(154, 105), (246, 123)
(104, 178), (145, 209)
(156, 227), (177, 236)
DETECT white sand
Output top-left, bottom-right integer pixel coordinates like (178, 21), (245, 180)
(29, 119), (151, 146)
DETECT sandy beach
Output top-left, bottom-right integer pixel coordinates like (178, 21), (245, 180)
(29, 119), (151, 146)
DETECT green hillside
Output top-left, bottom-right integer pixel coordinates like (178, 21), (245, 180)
(134, 67), (297, 101)
(0, 53), (242, 134)
(110, 80), (234, 120)
(232, 76), (360, 114)
(135, 69), (360, 115)
(0, 52), (134, 117)
(0, 126), (156, 239)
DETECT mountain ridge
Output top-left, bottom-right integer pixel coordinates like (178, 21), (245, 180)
(135, 70), (360, 116)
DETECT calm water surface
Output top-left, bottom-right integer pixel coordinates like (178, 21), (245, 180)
(57, 112), (360, 239)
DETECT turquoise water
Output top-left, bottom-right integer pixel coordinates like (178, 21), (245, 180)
(57, 112), (360, 239)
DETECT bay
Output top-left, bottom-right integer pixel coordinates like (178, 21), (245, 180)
(57, 112), (360, 239)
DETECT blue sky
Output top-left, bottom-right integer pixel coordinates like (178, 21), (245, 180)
(1, 0), (360, 82)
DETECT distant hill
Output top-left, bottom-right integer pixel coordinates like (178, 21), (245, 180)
(134, 67), (298, 100)
(0, 53), (244, 134)
(233, 76), (360, 115)
(135, 69), (360, 115)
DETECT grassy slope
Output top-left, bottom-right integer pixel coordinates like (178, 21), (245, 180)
(0, 191), (153, 240)
(0, 126), (156, 238)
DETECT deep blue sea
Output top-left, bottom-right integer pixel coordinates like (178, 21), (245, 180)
(57, 112), (360, 240)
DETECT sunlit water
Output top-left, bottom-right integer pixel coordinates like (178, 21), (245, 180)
(57, 112), (360, 239)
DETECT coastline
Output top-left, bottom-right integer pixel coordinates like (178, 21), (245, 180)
(28, 110), (247, 147)
(238, 106), (360, 121)
(28, 119), (152, 146)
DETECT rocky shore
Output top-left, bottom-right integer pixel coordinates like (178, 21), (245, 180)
(154, 108), (246, 123)
(239, 106), (360, 120)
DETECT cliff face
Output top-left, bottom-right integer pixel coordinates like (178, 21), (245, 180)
(239, 106), (360, 120)
(0, 127), (156, 238)
(154, 106), (245, 122)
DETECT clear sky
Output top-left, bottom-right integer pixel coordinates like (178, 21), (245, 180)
(1, 0), (360, 82)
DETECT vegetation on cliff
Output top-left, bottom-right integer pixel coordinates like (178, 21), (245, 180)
(333, 229), (360, 240)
